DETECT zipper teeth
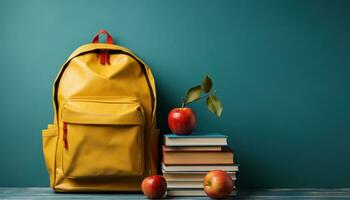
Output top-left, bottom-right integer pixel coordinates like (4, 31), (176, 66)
(63, 122), (68, 150)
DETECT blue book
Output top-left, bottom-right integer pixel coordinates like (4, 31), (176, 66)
(164, 133), (228, 146)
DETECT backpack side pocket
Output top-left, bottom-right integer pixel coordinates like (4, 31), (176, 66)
(42, 124), (58, 187)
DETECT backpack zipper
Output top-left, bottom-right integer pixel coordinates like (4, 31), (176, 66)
(63, 122), (68, 150)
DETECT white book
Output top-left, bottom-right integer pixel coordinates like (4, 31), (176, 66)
(167, 189), (237, 197)
(162, 163), (239, 172)
(167, 181), (204, 189)
(167, 181), (236, 189)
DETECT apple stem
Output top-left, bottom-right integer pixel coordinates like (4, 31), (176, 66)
(181, 96), (186, 108)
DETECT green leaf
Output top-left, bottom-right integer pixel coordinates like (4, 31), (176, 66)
(206, 95), (223, 117)
(201, 75), (213, 93)
(186, 85), (202, 103)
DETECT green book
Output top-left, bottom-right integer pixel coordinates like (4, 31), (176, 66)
(164, 133), (228, 146)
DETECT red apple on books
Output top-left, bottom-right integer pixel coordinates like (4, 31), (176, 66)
(168, 75), (223, 135)
(141, 175), (167, 198)
(204, 170), (233, 199)
(168, 107), (196, 134)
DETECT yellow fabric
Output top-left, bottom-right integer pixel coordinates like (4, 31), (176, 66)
(42, 43), (158, 192)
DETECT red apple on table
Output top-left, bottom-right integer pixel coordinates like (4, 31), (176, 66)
(204, 170), (233, 199)
(168, 107), (196, 134)
(141, 175), (167, 199)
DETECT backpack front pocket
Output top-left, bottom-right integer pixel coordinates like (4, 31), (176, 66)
(61, 98), (144, 178)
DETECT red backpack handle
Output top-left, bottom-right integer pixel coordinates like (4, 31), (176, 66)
(92, 30), (114, 65)
(92, 29), (115, 44)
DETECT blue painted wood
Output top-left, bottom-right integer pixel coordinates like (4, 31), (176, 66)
(0, 188), (350, 199)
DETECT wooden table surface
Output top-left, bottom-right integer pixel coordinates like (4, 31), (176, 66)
(0, 188), (350, 199)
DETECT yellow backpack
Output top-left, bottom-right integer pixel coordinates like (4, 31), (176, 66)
(42, 30), (159, 192)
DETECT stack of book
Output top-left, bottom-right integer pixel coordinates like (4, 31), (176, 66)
(162, 133), (238, 197)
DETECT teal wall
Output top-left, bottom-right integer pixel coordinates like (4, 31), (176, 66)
(0, 0), (349, 188)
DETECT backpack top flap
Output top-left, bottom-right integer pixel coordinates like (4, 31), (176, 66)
(51, 31), (157, 129)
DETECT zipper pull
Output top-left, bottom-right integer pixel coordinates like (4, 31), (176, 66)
(105, 50), (110, 65)
(100, 50), (106, 65)
(63, 122), (68, 150)
(100, 50), (110, 65)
